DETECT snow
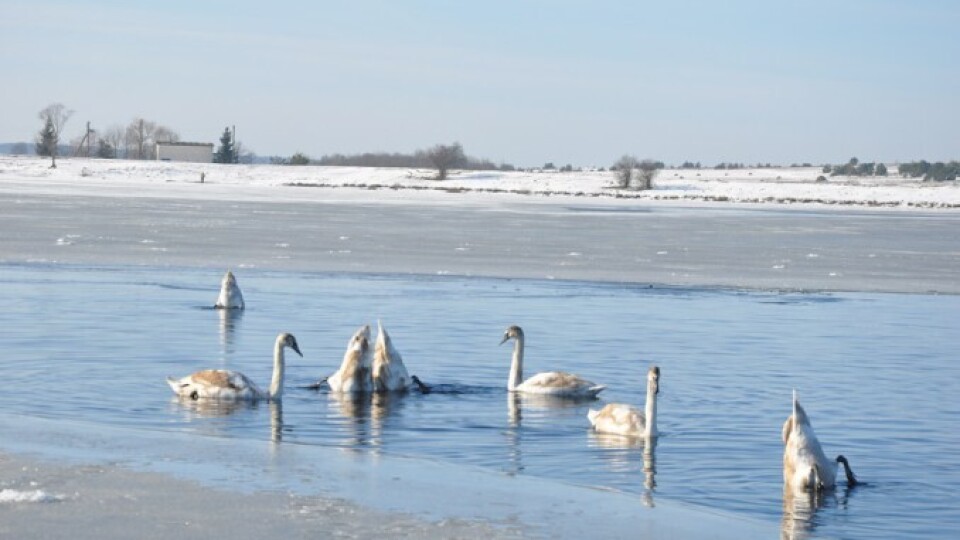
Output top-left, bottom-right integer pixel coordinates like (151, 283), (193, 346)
(1, 155), (958, 210)
(0, 488), (66, 503)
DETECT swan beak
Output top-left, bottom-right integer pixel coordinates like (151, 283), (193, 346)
(499, 334), (509, 345)
(291, 342), (303, 357)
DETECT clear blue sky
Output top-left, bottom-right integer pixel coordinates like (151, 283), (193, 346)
(2, 0), (957, 167)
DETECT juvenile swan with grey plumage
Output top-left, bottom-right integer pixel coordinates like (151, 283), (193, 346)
(588, 366), (659, 438)
(782, 390), (859, 491)
(499, 325), (605, 398)
(214, 270), (245, 309)
(167, 333), (301, 401)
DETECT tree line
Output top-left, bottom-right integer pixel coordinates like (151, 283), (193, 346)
(897, 160), (959, 182)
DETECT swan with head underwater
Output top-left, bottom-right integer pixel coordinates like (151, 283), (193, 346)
(214, 270), (245, 310)
(372, 320), (430, 393)
(782, 390), (859, 492)
(324, 325), (375, 393)
(167, 332), (301, 401)
(587, 365), (659, 438)
(499, 325), (605, 398)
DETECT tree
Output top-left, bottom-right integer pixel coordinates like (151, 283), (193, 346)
(425, 142), (465, 180)
(875, 163), (888, 176)
(612, 155), (639, 188)
(102, 125), (125, 159)
(36, 117), (57, 160)
(288, 152), (310, 165)
(214, 127), (236, 164)
(636, 159), (661, 190)
(35, 103), (73, 168)
(122, 118), (179, 159)
(96, 138), (116, 159)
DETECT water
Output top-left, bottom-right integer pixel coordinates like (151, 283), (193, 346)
(1, 263), (958, 539)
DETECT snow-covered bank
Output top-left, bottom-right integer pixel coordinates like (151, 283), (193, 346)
(2, 155), (958, 209)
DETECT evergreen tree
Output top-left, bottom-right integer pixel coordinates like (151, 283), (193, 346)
(96, 139), (116, 159)
(875, 163), (888, 176)
(214, 127), (235, 164)
(36, 117), (57, 158)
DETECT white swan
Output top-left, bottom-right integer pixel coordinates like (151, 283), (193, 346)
(782, 390), (858, 491)
(372, 320), (413, 392)
(214, 270), (245, 309)
(499, 325), (605, 398)
(327, 325), (374, 393)
(167, 332), (301, 401)
(587, 365), (659, 438)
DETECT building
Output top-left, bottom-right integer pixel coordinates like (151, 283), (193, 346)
(156, 142), (214, 163)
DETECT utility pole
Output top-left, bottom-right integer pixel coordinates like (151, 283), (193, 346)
(73, 121), (94, 157)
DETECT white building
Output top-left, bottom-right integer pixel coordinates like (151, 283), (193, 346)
(156, 142), (214, 163)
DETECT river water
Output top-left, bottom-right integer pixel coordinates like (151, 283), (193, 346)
(1, 263), (957, 539)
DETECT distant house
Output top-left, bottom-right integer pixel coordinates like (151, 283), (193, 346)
(156, 142), (214, 163)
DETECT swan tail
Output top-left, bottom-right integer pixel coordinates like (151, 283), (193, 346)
(587, 408), (601, 426)
(588, 384), (606, 397)
(166, 376), (182, 394)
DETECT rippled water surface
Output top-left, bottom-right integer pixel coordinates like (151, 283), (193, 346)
(1, 264), (958, 539)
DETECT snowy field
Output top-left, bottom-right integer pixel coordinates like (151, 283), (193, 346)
(2, 155), (958, 209)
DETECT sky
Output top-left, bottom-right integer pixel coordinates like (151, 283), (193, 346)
(2, 0), (958, 167)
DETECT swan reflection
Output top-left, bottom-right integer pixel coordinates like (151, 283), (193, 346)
(781, 485), (857, 540)
(587, 432), (658, 507)
(217, 307), (244, 356)
(326, 391), (404, 451)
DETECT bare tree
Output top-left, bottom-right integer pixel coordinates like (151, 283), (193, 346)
(36, 103), (74, 168)
(424, 142), (465, 180)
(125, 118), (155, 159)
(612, 155), (639, 188)
(102, 125), (126, 159)
(636, 159), (660, 190)
(124, 118), (179, 159)
(611, 155), (658, 190)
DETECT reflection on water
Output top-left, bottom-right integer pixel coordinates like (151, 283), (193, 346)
(1, 264), (958, 540)
(588, 432), (658, 507)
(781, 484), (859, 540)
(218, 308), (243, 357)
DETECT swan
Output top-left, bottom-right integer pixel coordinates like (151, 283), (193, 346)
(499, 325), (605, 398)
(372, 320), (413, 392)
(782, 390), (859, 491)
(166, 332), (301, 401)
(326, 325), (374, 393)
(214, 270), (245, 309)
(587, 365), (659, 438)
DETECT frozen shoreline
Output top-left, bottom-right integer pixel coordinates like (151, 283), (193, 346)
(0, 414), (775, 539)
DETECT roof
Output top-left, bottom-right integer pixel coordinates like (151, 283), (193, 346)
(156, 141), (214, 147)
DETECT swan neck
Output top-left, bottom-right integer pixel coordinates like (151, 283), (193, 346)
(508, 336), (524, 391)
(268, 338), (285, 400)
(645, 379), (658, 438)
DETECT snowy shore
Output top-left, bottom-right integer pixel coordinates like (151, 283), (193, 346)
(2, 155), (959, 209)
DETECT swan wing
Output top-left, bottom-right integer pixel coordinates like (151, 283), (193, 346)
(517, 371), (605, 397)
(167, 369), (261, 400)
(588, 403), (644, 436)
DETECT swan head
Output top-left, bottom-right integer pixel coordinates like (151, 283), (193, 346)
(500, 325), (524, 345)
(280, 332), (303, 357)
(647, 365), (660, 395)
(222, 270), (237, 286)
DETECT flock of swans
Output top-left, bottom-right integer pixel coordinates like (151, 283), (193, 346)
(169, 271), (860, 497)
